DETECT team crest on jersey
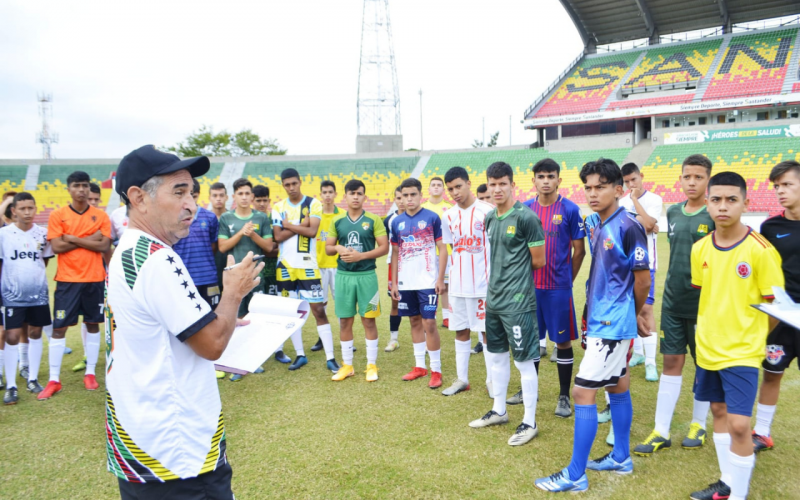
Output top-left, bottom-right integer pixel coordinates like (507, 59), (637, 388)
(418, 221), (427, 230)
(765, 344), (785, 365)
(56, 310), (66, 320)
(603, 238), (614, 250)
(228, 224), (235, 232)
(736, 261), (752, 279)
(552, 214), (563, 225)
(200, 221), (207, 228)
(474, 220), (484, 232)
(362, 222), (370, 231)
(302, 207), (309, 216)
(398, 222), (405, 231)
(506, 225), (516, 236)
(697, 224), (709, 234)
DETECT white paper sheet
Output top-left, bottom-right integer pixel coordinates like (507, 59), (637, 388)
(751, 287), (800, 331)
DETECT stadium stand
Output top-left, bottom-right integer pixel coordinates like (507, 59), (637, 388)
(0, 165), (28, 194)
(622, 39), (721, 89)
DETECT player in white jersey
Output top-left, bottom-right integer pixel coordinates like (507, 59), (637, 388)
(1, 193), (53, 404)
(620, 162), (663, 382)
(440, 167), (493, 397)
(383, 187), (405, 352)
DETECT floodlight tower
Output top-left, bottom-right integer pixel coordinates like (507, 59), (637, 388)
(37, 93), (59, 160)
(356, 0), (403, 153)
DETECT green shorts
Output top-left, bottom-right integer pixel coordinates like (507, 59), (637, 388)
(335, 270), (381, 319)
(485, 310), (540, 362)
(660, 313), (697, 358)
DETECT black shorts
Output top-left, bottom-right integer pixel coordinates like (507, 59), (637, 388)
(197, 284), (221, 311)
(762, 322), (800, 373)
(53, 281), (105, 329)
(118, 461), (233, 500)
(3, 304), (52, 330)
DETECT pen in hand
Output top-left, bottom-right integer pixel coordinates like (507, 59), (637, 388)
(223, 255), (265, 271)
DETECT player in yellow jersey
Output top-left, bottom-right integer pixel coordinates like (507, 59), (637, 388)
(421, 177), (453, 328)
(310, 180), (340, 353)
(688, 172), (783, 500)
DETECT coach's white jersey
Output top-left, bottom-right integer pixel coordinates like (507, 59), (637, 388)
(620, 191), (662, 270)
(0, 224), (53, 307)
(441, 200), (492, 298)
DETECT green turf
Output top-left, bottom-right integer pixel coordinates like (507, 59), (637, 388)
(1, 237), (797, 499)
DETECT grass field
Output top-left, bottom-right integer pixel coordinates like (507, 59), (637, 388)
(1, 237), (798, 499)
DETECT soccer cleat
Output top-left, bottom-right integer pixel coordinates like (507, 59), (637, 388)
(682, 423), (707, 449)
(508, 423), (538, 446)
(442, 318), (449, 328)
(19, 366), (29, 380)
(606, 425), (615, 447)
(429, 371), (443, 389)
(84, 374), (99, 391)
(310, 338), (323, 352)
(37, 381), (62, 401)
(402, 367), (428, 381)
(629, 353), (645, 367)
(752, 430), (774, 453)
(274, 351), (291, 364)
(633, 430), (672, 456)
(72, 357), (87, 372)
(535, 468), (588, 493)
(598, 404), (611, 423)
(645, 364), (659, 382)
(4, 387), (19, 405)
(689, 480), (731, 500)
(365, 364), (379, 382)
(469, 410), (509, 428)
(555, 395), (572, 418)
(586, 452), (634, 474)
(384, 340), (400, 352)
(229, 374), (244, 382)
(332, 364), (355, 381)
(326, 359), (341, 374)
(550, 348), (557, 363)
(539, 345), (547, 358)
(64, 346), (73, 355)
(471, 342), (483, 355)
(26, 380), (44, 394)
(288, 355), (308, 371)
(506, 389), (523, 405)
(215, 370), (226, 379)
(254, 366), (265, 374)
(0, 373), (4, 390)
(441, 379), (470, 396)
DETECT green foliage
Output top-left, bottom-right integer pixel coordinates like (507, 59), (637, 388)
(472, 131), (500, 148)
(166, 125), (287, 157)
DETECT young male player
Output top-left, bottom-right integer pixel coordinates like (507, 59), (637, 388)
(88, 183), (102, 207)
(209, 181), (229, 287)
(326, 179), (389, 382)
(688, 172), (783, 500)
(422, 177), (453, 328)
(620, 163), (663, 381)
(391, 178), (447, 389)
(272, 169), (339, 373)
(751, 160), (800, 453)
(476, 183), (491, 204)
(312, 180), (340, 353)
(252, 185), (271, 215)
(384, 187), (405, 352)
(469, 162), (545, 447)
(45, 171), (111, 398)
(536, 158), (650, 492)
(1, 193), (53, 404)
(635, 154), (714, 456)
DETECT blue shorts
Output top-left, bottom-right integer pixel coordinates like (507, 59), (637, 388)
(646, 269), (656, 305)
(534, 289), (578, 344)
(398, 289), (438, 319)
(694, 365), (759, 417)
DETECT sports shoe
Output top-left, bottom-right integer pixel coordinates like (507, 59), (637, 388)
(441, 379), (470, 396)
(37, 381), (62, 400)
(64, 346), (73, 355)
(429, 371), (443, 389)
(84, 374), (99, 391)
(442, 318), (449, 328)
(215, 370), (226, 379)
(682, 423), (707, 449)
(633, 429), (671, 456)
(310, 337), (323, 352)
(229, 374), (244, 382)
(535, 468), (588, 493)
(365, 364), (379, 382)
(332, 364), (355, 381)
(72, 357), (87, 372)
(597, 404), (611, 423)
(471, 341), (483, 354)
(645, 363), (659, 382)
(555, 395), (572, 418)
(4, 387), (19, 405)
(689, 480), (731, 500)
(468, 410), (509, 428)
(326, 359), (341, 374)
(274, 351), (291, 364)
(506, 389), (523, 405)
(629, 353), (645, 367)
(539, 345), (547, 358)
(606, 425), (615, 446)
(0, 373), (4, 390)
(402, 367), (428, 381)
(550, 348), (558, 362)
(586, 452), (633, 474)
(752, 430), (774, 453)
(508, 423), (538, 446)
(19, 366), (29, 380)
(26, 379), (44, 394)
(288, 355), (308, 371)
(384, 340), (400, 352)
(254, 366), (265, 374)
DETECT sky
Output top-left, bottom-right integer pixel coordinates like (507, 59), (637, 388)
(0, 0), (582, 160)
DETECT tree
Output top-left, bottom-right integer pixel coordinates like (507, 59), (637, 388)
(472, 131), (499, 148)
(166, 125), (287, 157)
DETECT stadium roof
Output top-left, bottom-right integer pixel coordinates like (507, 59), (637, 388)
(558, 0), (800, 48)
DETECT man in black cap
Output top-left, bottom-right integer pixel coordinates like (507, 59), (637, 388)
(105, 145), (263, 500)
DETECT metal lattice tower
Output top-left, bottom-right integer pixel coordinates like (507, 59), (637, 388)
(356, 0), (401, 136)
(36, 93), (59, 160)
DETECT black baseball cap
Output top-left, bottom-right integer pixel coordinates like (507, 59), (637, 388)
(116, 145), (210, 202)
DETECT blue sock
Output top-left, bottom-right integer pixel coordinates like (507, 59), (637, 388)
(567, 404), (598, 481)
(609, 390), (633, 463)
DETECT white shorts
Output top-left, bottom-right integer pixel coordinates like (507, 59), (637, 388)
(435, 257), (451, 285)
(320, 268), (336, 303)
(574, 337), (629, 389)
(448, 296), (486, 332)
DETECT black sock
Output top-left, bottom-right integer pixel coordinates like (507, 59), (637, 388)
(534, 359), (540, 375)
(390, 314), (401, 332)
(557, 346), (574, 397)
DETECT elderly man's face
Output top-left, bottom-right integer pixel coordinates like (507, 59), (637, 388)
(148, 170), (196, 245)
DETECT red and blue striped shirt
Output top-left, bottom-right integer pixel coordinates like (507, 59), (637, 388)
(524, 195), (586, 290)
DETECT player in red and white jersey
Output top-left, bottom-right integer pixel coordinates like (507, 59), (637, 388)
(440, 167), (494, 397)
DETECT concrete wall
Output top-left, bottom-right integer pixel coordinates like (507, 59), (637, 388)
(546, 132), (634, 152)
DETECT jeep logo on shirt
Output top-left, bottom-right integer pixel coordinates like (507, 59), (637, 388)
(10, 250), (40, 261)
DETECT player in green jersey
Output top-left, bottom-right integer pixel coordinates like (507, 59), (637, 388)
(634, 154), (715, 456)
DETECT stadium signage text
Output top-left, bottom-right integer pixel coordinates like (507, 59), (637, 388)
(664, 124), (800, 144)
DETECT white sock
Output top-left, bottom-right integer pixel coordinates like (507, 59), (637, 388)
(0, 348), (4, 377)
(728, 451), (755, 500)
(605, 390), (611, 405)
(644, 334), (657, 366)
(43, 324), (53, 341)
(413, 342), (427, 369)
(318, 324), (335, 360)
(390, 330), (399, 341)
(692, 398), (710, 427)
(539, 337), (547, 348)
(85, 332), (101, 376)
(654, 374), (682, 436)
(713, 432), (732, 486)
(366, 338), (378, 365)
(428, 349), (441, 373)
(18, 342), (29, 368)
(4, 344), (18, 389)
(442, 309), (450, 321)
(488, 351), (511, 416)
(341, 340), (354, 366)
(481, 339), (492, 385)
(753, 403), (776, 436)
(48, 338), (66, 382)
(81, 323), (88, 355)
(633, 337), (644, 356)
(28, 338), (43, 382)
(290, 329), (305, 357)
(455, 339), (471, 383)
(515, 359), (539, 427)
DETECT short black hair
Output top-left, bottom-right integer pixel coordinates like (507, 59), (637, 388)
(253, 185), (269, 198)
(320, 180), (336, 192)
(399, 178), (422, 193)
(209, 182), (226, 193)
(682, 154), (713, 175)
(486, 162), (513, 183)
(12, 192), (35, 206)
(579, 158), (623, 186)
(444, 167), (469, 184)
(620, 162), (640, 177)
(476, 183), (488, 194)
(429, 177), (444, 186)
(281, 168), (300, 182)
(769, 160), (800, 183)
(394, 186), (403, 194)
(192, 179), (201, 195)
(232, 178), (253, 192)
(66, 171), (90, 186)
(345, 179), (366, 193)
(532, 158), (560, 176)
(89, 182), (101, 194)
(708, 171), (747, 196)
